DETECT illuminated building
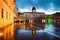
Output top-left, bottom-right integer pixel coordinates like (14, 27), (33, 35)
(19, 7), (46, 30)
(52, 12), (60, 27)
(19, 7), (45, 22)
(0, 0), (17, 27)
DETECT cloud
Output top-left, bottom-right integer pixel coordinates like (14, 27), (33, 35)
(16, 0), (51, 9)
(18, 3), (60, 15)
(18, 8), (56, 15)
(18, 8), (32, 12)
(16, 0), (60, 10)
(16, 0), (60, 15)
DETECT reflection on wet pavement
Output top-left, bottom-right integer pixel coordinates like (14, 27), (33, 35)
(0, 24), (14, 40)
(0, 22), (60, 40)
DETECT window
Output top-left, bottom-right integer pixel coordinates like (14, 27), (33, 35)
(2, 9), (3, 18)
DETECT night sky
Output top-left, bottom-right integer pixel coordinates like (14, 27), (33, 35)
(16, 0), (60, 14)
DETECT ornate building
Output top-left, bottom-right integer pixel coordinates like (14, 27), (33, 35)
(0, 0), (17, 27)
(19, 7), (46, 23)
(19, 7), (46, 30)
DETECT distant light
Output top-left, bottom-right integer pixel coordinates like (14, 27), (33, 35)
(42, 19), (46, 23)
(47, 17), (51, 24)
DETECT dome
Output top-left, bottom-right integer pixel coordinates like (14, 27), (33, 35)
(32, 7), (36, 11)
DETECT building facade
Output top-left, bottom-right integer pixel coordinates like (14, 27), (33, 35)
(19, 7), (46, 23)
(0, 0), (17, 27)
(52, 12), (60, 27)
(18, 7), (46, 30)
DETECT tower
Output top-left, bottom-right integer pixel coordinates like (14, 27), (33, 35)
(32, 7), (36, 13)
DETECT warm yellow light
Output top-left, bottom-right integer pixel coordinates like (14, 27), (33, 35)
(42, 19), (46, 23)
(0, 33), (3, 36)
(29, 20), (31, 23)
(33, 31), (35, 35)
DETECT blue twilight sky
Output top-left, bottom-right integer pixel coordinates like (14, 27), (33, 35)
(16, 0), (60, 14)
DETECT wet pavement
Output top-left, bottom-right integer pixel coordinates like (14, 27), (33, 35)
(0, 22), (60, 40)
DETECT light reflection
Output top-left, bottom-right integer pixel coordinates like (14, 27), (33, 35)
(18, 30), (29, 33)
(44, 24), (55, 32)
(32, 27), (36, 36)
(36, 30), (44, 32)
(44, 24), (60, 38)
(2, 24), (14, 40)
